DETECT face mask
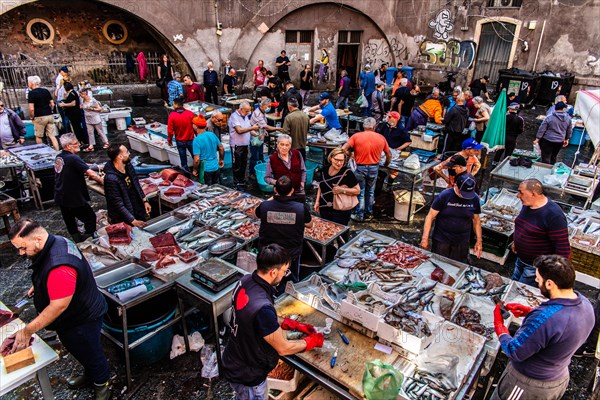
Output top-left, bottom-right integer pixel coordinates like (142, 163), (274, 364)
(265, 107), (271, 113)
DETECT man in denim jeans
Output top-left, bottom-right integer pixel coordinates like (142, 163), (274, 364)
(343, 117), (391, 222)
(512, 179), (570, 287)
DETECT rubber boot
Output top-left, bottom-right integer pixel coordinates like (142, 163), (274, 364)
(94, 382), (111, 400)
(67, 374), (90, 389)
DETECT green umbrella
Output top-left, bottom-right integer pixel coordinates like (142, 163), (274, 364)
(481, 89), (507, 152)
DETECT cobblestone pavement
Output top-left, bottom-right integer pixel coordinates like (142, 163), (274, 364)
(0, 97), (597, 399)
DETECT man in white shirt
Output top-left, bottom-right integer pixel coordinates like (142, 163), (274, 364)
(228, 101), (258, 189)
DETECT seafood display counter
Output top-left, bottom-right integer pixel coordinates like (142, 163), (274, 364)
(9, 144), (58, 210)
(275, 229), (546, 398)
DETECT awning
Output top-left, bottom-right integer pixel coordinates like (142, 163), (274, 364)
(574, 89), (600, 147)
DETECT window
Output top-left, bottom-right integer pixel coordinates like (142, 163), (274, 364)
(338, 31), (362, 44)
(26, 18), (54, 45)
(285, 30), (313, 43)
(487, 0), (523, 7)
(103, 20), (128, 45)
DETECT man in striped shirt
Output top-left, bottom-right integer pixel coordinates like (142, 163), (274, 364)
(512, 179), (570, 287)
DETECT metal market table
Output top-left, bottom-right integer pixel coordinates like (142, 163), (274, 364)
(0, 304), (59, 400)
(175, 265), (248, 377)
(183, 101), (231, 118)
(9, 144), (58, 210)
(384, 157), (442, 223)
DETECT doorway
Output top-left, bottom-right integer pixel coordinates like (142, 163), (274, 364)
(337, 31), (362, 88)
(474, 21), (516, 84)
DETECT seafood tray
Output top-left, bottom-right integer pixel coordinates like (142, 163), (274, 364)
(421, 281), (463, 321)
(94, 258), (153, 289)
(337, 229), (396, 256)
(453, 265), (510, 300)
(412, 258), (464, 287)
(0, 153), (23, 168)
(152, 249), (203, 282)
(207, 235), (245, 257)
(450, 293), (510, 350)
(209, 210), (252, 230)
(177, 226), (224, 251)
(303, 217), (348, 245)
(188, 184), (230, 200)
(401, 321), (487, 400)
(284, 274), (342, 321)
(570, 229), (600, 248)
(230, 220), (260, 241)
(211, 190), (245, 205)
(481, 189), (521, 221)
(144, 213), (185, 235)
(377, 310), (444, 355)
(192, 205), (237, 226)
(229, 195), (263, 212)
(502, 281), (547, 326)
(97, 227), (153, 260)
(9, 144), (58, 170)
(376, 242), (429, 269)
(479, 213), (515, 235)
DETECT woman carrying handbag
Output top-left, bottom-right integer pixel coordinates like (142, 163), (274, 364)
(315, 147), (360, 226)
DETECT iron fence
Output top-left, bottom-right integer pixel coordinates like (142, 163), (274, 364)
(0, 51), (180, 89)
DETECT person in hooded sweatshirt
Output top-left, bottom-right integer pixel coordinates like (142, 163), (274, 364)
(442, 93), (469, 153)
(534, 101), (572, 165)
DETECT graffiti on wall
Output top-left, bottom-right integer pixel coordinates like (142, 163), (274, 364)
(428, 9), (454, 40)
(419, 39), (477, 69)
(362, 38), (410, 67)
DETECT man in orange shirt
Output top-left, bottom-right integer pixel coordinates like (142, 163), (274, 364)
(342, 117), (391, 222)
(405, 88), (443, 133)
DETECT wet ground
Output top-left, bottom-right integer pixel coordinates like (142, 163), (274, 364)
(0, 94), (598, 399)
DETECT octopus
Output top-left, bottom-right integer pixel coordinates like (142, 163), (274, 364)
(484, 273), (505, 291)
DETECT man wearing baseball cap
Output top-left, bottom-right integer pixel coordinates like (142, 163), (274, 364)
(434, 138), (482, 187)
(376, 111), (412, 151)
(308, 92), (341, 133)
(192, 115), (224, 185)
(504, 102), (524, 159)
(421, 173), (482, 263)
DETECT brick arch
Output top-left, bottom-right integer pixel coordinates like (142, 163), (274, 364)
(231, 0), (405, 68)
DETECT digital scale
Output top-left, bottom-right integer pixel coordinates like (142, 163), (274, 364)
(191, 259), (242, 292)
(412, 149), (437, 163)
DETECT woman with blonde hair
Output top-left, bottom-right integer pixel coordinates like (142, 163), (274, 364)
(315, 147), (360, 225)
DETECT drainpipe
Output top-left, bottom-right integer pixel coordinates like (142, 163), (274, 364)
(215, 0), (222, 71)
(532, 19), (546, 71)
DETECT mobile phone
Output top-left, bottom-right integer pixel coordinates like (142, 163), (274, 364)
(492, 295), (510, 319)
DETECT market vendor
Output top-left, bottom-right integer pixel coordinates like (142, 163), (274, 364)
(254, 176), (312, 282)
(493, 255), (594, 400)
(103, 144), (151, 228)
(420, 173), (482, 263)
(512, 178), (570, 287)
(404, 88), (443, 133)
(222, 244), (324, 399)
(308, 92), (342, 134)
(264, 134), (306, 196)
(375, 111), (412, 151)
(7, 218), (111, 400)
(54, 133), (104, 243)
(433, 138), (482, 188)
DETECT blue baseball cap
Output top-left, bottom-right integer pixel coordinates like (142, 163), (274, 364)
(455, 173), (477, 199)
(319, 92), (330, 100)
(462, 138), (484, 150)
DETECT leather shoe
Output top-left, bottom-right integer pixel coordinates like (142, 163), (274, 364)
(67, 374), (90, 389)
(95, 381), (112, 400)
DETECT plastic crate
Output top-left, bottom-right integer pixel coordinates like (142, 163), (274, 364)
(571, 247), (600, 278)
(409, 132), (438, 151)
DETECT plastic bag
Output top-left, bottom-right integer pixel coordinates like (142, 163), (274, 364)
(170, 335), (186, 359)
(533, 142), (542, 158)
(356, 94), (367, 108)
(416, 349), (460, 390)
(200, 344), (219, 379)
(403, 154), (420, 170)
(362, 359), (403, 400)
(552, 162), (571, 175)
(347, 157), (357, 172)
(543, 173), (568, 187)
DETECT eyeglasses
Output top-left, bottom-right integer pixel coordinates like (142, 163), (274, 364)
(279, 268), (292, 277)
(332, 158), (345, 163)
(69, 142), (81, 147)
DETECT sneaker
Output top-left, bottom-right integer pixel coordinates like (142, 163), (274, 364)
(573, 350), (596, 358)
(351, 214), (364, 222)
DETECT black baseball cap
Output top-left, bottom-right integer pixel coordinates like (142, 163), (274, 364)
(446, 154), (467, 168)
(455, 173), (477, 199)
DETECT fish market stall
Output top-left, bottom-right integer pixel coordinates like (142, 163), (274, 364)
(302, 216), (349, 266)
(566, 207), (600, 282)
(9, 144), (58, 210)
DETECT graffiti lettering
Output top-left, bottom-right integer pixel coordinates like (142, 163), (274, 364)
(419, 39), (477, 69)
(428, 9), (454, 40)
(521, 81), (529, 91)
(363, 38), (409, 67)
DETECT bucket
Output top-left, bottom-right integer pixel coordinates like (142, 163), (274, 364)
(305, 160), (318, 186)
(23, 120), (35, 140)
(393, 190), (424, 222)
(103, 290), (177, 365)
(254, 162), (274, 192)
(224, 148), (232, 169)
(132, 94), (148, 107)
(36, 169), (55, 202)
